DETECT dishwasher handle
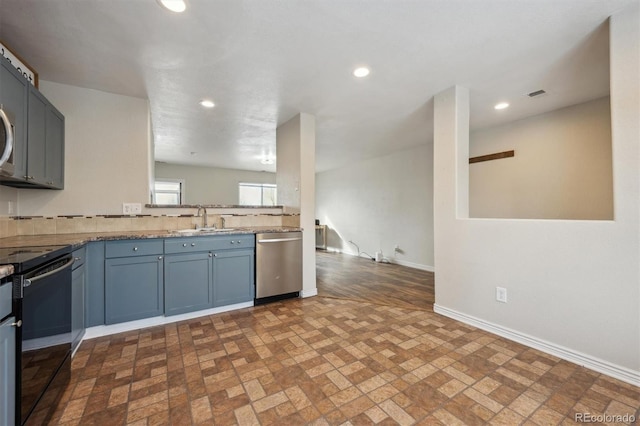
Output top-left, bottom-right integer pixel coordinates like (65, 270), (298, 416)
(258, 237), (302, 243)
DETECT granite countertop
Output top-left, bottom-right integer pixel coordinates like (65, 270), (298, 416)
(0, 264), (14, 280)
(0, 226), (302, 250)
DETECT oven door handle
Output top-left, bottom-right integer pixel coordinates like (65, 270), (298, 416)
(23, 256), (75, 287)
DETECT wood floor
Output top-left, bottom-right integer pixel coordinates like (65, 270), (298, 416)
(316, 250), (435, 311)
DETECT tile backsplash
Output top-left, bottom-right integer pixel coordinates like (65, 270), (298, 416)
(0, 213), (300, 238)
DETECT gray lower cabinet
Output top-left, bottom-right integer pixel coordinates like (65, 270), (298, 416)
(86, 236), (255, 327)
(105, 252), (164, 325)
(164, 252), (213, 316)
(71, 246), (86, 353)
(85, 241), (105, 327)
(0, 316), (16, 426)
(213, 249), (255, 307)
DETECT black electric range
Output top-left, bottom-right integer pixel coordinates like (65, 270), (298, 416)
(0, 245), (72, 273)
(1, 244), (74, 425)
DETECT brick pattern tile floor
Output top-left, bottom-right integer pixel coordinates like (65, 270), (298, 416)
(48, 297), (639, 425)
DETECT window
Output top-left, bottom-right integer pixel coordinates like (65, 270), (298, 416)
(153, 179), (184, 205)
(239, 183), (277, 206)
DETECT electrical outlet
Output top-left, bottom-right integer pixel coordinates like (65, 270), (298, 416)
(122, 203), (142, 215)
(496, 287), (507, 303)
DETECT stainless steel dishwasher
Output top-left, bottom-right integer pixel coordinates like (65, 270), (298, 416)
(255, 232), (302, 304)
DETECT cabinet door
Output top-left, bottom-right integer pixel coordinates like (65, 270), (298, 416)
(0, 56), (28, 179)
(27, 87), (47, 184)
(0, 316), (16, 426)
(85, 242), (105, 327)
(71, 264), (85, 353)
(213, 249), (255, 307)
(26, 86), (64, 189)
(164, 253), (213, 316)
(45, 105), (64, 188)
(105, 255), (164, 324)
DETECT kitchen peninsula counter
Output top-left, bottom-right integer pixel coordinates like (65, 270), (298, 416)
(0, 226), (303, 250)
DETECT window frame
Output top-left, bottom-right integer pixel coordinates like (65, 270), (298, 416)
(153, 178), (185, 205)
(238, 182), (277, 206)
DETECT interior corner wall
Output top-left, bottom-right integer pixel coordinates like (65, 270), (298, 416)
(433, 3), (639, 383)
(276, 117), (301, 213)
(154, 162), (276, 205)
(470, 96), (613, 220)
(16, 81), (150, 216)
(316, 144), (434, 270)
(276, 113), (317, 297)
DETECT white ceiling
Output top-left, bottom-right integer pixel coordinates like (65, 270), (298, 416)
(0, 0), (632, 173)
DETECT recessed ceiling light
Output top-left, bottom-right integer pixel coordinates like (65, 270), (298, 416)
(200, 100), (215, 108)
(158, 0), (186, 13)
(353, 67), (370, 78)
(260, 158), (274, 165)
(494, 102), (510, 110)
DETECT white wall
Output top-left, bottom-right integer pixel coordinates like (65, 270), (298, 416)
(316, 144), (434, 270)
(433, 6), (639, 385)
(276, 113), (317, 297)
(470, 97), (613, 220)
(0, 186), (17, 216)
(155, 162), (276, 205)
(17, 81), (150, 216)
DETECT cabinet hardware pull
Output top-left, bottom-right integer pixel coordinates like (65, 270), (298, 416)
(231, 241), (235, 244)
(183, 243), (187, 247)
(191, 243), (196, 247)
(208, 253), (213, 257)
(46, 181), (53, 185)
(158, 256), (163, 260)
(74, 257), (81, 262)
(133, 247), (138, 251)
(214, 253), (218, 257)
(11, 320), (22, 328)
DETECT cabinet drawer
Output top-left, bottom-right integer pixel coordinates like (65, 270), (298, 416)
(72, 245), (86, 269)
(209, 234), (255, 251)
(0, 281), (12, 320)
(105, 239), (163, 258)
(165, 234), (255, 254)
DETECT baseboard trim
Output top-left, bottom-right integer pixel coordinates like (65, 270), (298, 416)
(433, 304), (640, 387)
(389, 258), (435, 272)
(324, 248), (435, 272)
(301, 288), (318, 298)
(84, 301), (254, 340)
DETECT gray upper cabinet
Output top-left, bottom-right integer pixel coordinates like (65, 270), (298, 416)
(26, 86), (64, 189)
(0, 55), (28, 180)
(0, 54), (64, 189)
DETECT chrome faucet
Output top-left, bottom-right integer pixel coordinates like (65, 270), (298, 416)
(196, 206), (209, 229)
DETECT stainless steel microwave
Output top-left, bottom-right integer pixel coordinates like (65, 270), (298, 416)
(0, 105), (15, 176)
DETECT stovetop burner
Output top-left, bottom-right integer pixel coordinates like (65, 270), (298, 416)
(0, 245), (72, 273)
